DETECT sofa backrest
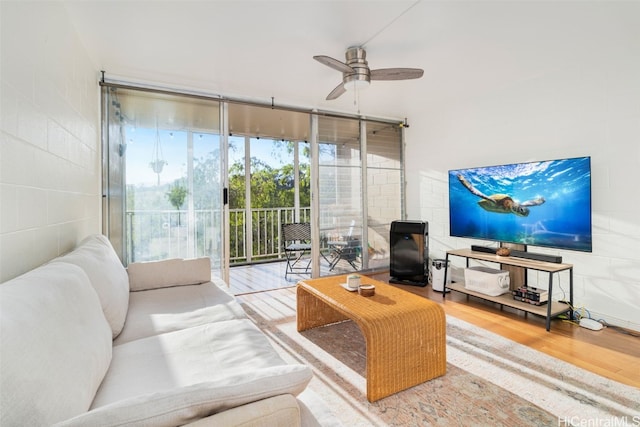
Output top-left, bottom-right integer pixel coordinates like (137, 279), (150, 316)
(127, 257), (211, 291)
(53, 234), (130, 338)
(0, 262), (113, 426)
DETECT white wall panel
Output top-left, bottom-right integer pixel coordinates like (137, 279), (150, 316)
(0, 1), (99, 282)
(404, 3), (640, 330)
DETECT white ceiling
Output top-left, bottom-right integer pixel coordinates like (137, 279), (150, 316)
(63, 1), (639, 124)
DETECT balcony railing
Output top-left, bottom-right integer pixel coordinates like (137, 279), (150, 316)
(125, 207), (311, 264)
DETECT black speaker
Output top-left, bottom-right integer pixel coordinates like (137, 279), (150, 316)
(389, 220), (429, 286)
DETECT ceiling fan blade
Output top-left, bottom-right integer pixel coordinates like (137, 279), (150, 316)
(313, 55), (354, 74)
(370, 68), (424, 81)
(326, 82), (346, 100)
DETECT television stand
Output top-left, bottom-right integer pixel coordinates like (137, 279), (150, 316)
(443, 248), (573, 331)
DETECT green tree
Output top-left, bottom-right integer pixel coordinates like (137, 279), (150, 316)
(227, 157), (310, 210)
(192, 150), (221, 210)
(166, 182), (188, 225)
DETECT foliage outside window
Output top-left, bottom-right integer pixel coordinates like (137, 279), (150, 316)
(165, 182), (188, 225)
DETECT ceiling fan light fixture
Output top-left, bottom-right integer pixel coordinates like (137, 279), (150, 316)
(343, 79), (370, 91)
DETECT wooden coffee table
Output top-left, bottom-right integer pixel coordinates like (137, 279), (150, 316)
(296, 275), (446, 402)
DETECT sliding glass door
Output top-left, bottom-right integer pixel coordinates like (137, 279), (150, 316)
(102, 87), (224, 274)
(102, 83), (404, 284)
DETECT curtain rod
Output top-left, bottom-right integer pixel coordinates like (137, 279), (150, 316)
(99, 72), (406, 127)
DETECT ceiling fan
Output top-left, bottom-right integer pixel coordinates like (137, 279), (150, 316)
(313, 46), (424, 100)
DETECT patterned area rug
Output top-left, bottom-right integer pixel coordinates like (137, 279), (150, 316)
(239, 290), (640, 427)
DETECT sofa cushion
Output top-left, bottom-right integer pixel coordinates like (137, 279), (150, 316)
(127, 257), (211, 291)
(53, 234), (129, 338)
(58, 319), (312, 427)
(93, 318), (310, 407)
(113, 280), (247, 345)
(57, 366), (310, 427)
(0, 263), (113, 426)
(182, 394), (301, 427)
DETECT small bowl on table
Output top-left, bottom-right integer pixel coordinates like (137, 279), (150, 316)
(358, 284), (375, 297)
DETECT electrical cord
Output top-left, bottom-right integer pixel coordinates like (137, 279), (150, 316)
(556, 301), (640, 337)
(555, 273), (568, 304)
(565, 301), (591, 321)
(553, 273), (638, 336)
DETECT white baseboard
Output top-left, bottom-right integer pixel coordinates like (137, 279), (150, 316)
(584, 311), (640, 333)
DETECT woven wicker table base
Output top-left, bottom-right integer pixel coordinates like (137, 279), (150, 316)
(297, 275), (446, 402)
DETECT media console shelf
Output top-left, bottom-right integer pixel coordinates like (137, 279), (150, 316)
(443, 248), (573, 331)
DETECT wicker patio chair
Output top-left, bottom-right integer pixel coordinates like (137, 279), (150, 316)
(282, 222), (312, 278)
(328, 238), (360, 271)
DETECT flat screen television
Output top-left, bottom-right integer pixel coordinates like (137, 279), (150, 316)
(448, 156), (592, 252)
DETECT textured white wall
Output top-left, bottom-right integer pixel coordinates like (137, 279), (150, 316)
(0, 2), (100, 282)
(404, 3), (640, 330)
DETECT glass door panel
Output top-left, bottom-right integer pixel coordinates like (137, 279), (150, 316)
(226, 103), (311, 278)
(103, 87), (223, 273)
(365, 122), (403, 270)
(318, 116), (363, 275)
(191, 131), (223, 272)
(249, 138), (294, 263)
(227, 135), (310, 265)
(228, 135), (247, 263)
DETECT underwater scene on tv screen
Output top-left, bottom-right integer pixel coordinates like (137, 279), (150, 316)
(449, 156), (592, 252)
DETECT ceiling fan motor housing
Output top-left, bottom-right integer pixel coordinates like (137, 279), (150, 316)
(343, 46), (370, 86)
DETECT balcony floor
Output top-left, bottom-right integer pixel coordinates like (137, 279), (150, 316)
(228, 258), (362, 295)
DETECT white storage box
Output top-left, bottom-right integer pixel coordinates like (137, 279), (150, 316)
(464, 266), (510, 296)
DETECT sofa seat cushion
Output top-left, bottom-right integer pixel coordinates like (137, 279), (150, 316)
(60, 319), (312, 427)
(113, 280), (247, 345)
(184, 395), (301, 427)
(0, 263), (113, 426)
(53, 234), (130, 338)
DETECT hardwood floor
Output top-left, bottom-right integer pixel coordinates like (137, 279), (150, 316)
(229, 263), (640, 389)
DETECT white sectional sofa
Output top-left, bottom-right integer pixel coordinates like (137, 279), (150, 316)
(0, 234), (314, 426)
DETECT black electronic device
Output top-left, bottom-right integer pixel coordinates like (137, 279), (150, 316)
(389, 220), (428, 286)
(471, 245), (497, 254)
(512, 285), (549, 305)
(509, 250), (563, 264)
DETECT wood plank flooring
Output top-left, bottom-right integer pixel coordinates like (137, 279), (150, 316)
(229, 262), (640, 389)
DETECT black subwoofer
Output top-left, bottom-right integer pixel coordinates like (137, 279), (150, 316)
(389, 220), (429, 286)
